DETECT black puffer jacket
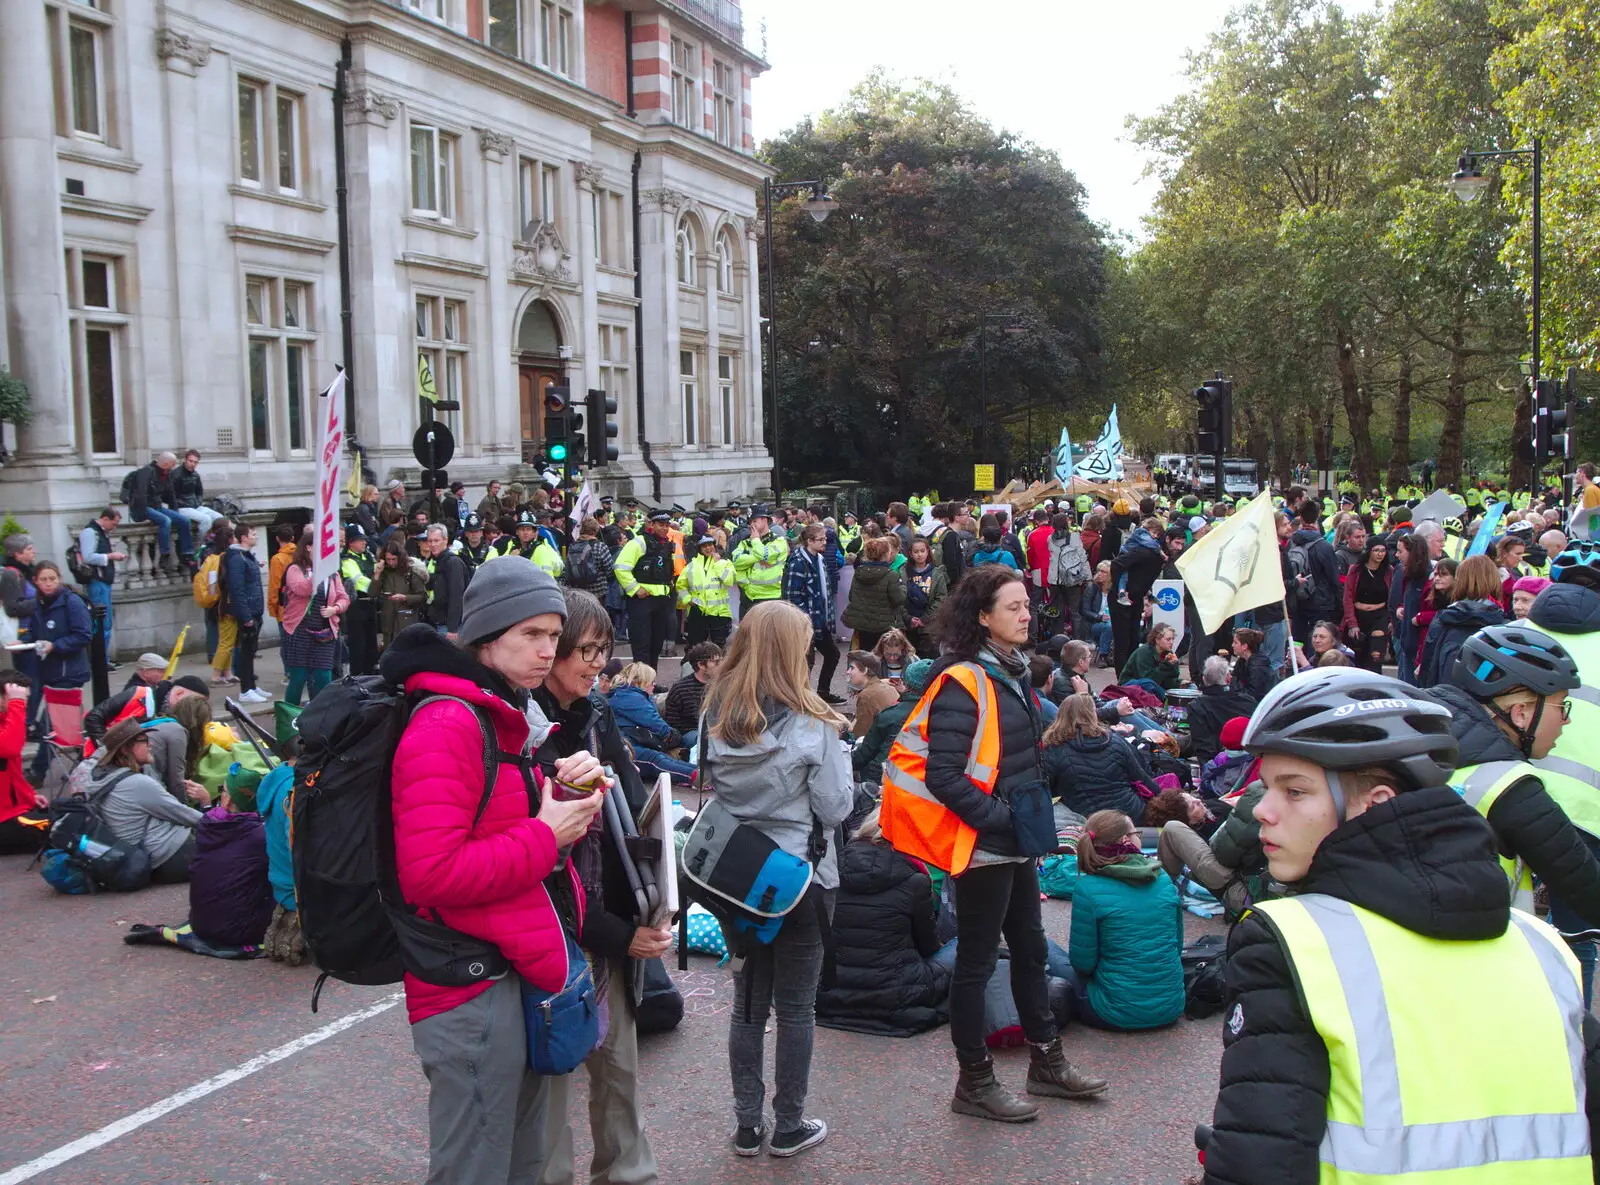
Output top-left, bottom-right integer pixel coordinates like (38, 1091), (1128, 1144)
(1042, 731), (1156, 824)
(1424, 683), (1600, 928)
(923, 654), (1044, 860)
(1186, 684), (1258, 767)
(1417, 597), (1507, 688)
(1203, 787), (1600, 1184)
(815, 840), (951, 1037)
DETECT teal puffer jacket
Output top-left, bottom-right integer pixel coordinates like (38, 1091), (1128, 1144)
(1067, 857), (1185, 1030)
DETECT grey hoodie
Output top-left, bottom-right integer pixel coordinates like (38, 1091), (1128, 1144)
(90, 761), (202, 867)
(701, 706), (854, 888)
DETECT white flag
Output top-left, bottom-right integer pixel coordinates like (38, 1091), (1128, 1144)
(1174, 489), (1285, 634)
(1074, 406), (1125, 483)
(570, 480), (596, 540)
(312, 370), (347, 594)
(1053, 427), (1074, 487)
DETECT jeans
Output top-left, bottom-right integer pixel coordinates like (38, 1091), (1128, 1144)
(949, 860), (1055, 1060)
(1056, 967), (1121, 1031)
(634, 746), (694, 780)
(284, 666), (331, 706)
(1549, 840), (1600, 1008)
(1259, 619), (1288, 677)
(135, 506), (193, 556)
(86, 580), (113, 654)
(1090, 620), (1112, 658)
(729, 890), (835, 1133)
(176, 506), (222, 536)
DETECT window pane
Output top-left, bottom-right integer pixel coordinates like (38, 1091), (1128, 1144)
(284, 283), (303, 329)
(679, 350), (693, 376)
(488, 0), (519, 55)
(721, 384), (733, 444)
(238, 82), (261, 181)
(682, 381), (696, 445)
(249, 341), (271, 451)
(445, 354), (462, 402)
(276, 93), (299, 190)
(82, 259), (111, 309)
(443, 301), (460, 342)
(591, 191), (601, 263)
(557, 12), (572, 74)
(437, 138), (453, 220)
(519, 159), (535, 233)
(286, 344), (306, 451)
(84, 328), (117, 453)
(541, 165), (558, 225)
(245, 280), (267, 326)
(719, 354), (732, 380)
(411, 126), (436, 212)
(416, 297), (431, 340)
(69, 26), (101, 137)
(539, 2), (553, 66)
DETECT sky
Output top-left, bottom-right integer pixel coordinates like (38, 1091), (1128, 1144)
(742, 0), (1382, 239)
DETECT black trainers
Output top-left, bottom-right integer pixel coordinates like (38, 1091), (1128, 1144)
(769, 1118), (827, 1158)
(821, 692), (846, 706)
(732, 1122), (766, 1157)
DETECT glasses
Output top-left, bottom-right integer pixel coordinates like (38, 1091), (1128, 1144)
(574, 642), (610, 665)
(1561, 698), (1573, 723)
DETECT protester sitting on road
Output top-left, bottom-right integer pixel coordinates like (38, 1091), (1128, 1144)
(1229, 628), (1275, 699)
(144, 693), (213, 806)
(1201, 669), (1600, 1184)
(700, 600), (854, 1159)
(1187, 655), (1259, 767)
(606, 662), (694, 780)
(385, 564), (606, 1184)
(662, 641), (720, 743)
(1042, 694), (1158, 825)
(816, 807), (953, 1038)
(846, 651), (898, 739)
(852, 659), (934, 787)
(1081, 561), (1114, 665)
(90, 718), (208, 884)
(254, 741), (303, 965)
(532, 590), (668, 1185)
(1063, 809), (1184, 1032)
(84, 673), (206, 748)
(187, 763), (275, 948)
(872, 628), (914, 686)
(1512, 574), (1551, 620)
(1293, 620), (1358, 672)
(1417, 554), (1508, 687)
(0, 669), (48, 854)
(842, 536), (906, 654)
(1141, 787), (1226, 841)
(1119, 622), (1186, 699)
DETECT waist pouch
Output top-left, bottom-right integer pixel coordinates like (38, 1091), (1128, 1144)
(1008, 778), (1058, 857)
(387, 906), (509, 987)
(522, 931), (601, 1075)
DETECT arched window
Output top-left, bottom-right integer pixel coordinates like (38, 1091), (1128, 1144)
(716, 229), (736, 293)
(676, 220), (697, 286)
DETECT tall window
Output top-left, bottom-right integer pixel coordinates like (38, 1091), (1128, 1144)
(538, 1), (573, 76)
(679, 349), (698, 446)
(487, 0), (519, 55)
(594, 191), (627, 268)
(541, 164), (560, 228)
(671, 37), (698, 128)
(712, 60), (737, 148)
(598, 324), (631, 440)
(410, 123), (456, 220)
(516, 157), (562, 238)
(66, 250), (127, 456)
(715, 230), (736, 293)
(68, 22), (104, 138)
(238, 78), (304, 194)
(718, 354), (735, 445)
(676, 221), (697, 286)
(244, 275), (315, 454)
(416, 294), (468, 437)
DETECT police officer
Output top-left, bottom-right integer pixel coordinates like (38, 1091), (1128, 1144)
(614, 510), (677, 671)
(676, 534), (735, 646)
(1203, 669), (1600, 1183)
(731, 506), (788, 615)
(450, 512), (492, 579)
(339, 523), (378, 676)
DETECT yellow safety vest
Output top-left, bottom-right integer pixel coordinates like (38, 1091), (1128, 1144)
(1255, 894), (1589, 1183)
(676, 555), (735, 616)
(1531, 626), (1600, 842)
(531, 540), (563, 579)
(1449, 760), (1540, 910)
(732, 534), (788, 601)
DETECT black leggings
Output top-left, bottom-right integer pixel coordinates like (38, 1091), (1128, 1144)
(235, 621), (261, 692)
(811, 632), (840, 696)
(949, 860), (1055, 1060)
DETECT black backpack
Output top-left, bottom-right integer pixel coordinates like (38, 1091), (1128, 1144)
(1182, 934), (1229, 1018)
(290, 674), (525, 1010)
(43, 772), (154, 892)
(118, 468), (141, 507)
(566, 539), (598, 586)
(65, 541), (96, 585)
(1287, 541), (1319, 605)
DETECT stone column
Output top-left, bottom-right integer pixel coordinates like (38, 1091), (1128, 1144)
(0, 0), (75, 461)
(743, 216), (764, 456)
(478, 127), (514, 459)
(641, 186), (684, 474)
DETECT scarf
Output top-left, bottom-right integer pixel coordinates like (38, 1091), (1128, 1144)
(1089, 834), (1142, 860)
(980, 643), (1027, 681)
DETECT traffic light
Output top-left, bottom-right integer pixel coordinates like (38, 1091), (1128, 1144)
(543, 385), (571, 464)
(566, 396), (587, 480)
(1534, 377), (1562, 467)
(1190, 374), (1232, 499)
(586, 388), (620, 467)
(1556, 366), (1578, 465)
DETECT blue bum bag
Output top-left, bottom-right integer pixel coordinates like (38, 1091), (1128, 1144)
(521, 931), (601, 1076)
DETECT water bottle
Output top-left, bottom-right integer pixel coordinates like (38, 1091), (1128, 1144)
(75, 834), (110, 860)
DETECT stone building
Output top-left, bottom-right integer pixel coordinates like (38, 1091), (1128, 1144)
(0, 0), (773, 651)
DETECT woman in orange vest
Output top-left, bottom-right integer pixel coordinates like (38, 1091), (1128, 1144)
(881, 566), (1108, 1122)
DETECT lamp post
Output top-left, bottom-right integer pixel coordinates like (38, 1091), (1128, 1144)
(1447, 141), (1542, 497)
(977, 311), (1023, 471)
(762, 177), (835, 498)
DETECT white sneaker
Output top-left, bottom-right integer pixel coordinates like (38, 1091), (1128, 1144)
(241, 689), (273, 704)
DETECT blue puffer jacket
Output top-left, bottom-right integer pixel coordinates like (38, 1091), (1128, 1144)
(30, 588), (92, 686)
(223, 545), (265, 624)
(607, 683), (676, 746)
(1042, 731), (1157, 823)
(1068, 856), (1185, 1029)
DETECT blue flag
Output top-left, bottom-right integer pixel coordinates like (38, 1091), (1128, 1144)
(1053, 427), (1074, 487)
(1074, 406), (1125, 482)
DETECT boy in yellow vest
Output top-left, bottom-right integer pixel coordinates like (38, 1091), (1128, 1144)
(1201, 667), (1600, 1183)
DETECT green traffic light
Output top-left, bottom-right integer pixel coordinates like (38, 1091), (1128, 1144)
(549, 443), (568, 462)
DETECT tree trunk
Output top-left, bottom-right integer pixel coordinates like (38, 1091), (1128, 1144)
(1271, 409), (1293, 490)
(1436, 332), (1468, 490)
(1335, 328), (1375, 490)
(1386, 353), (1413, 490)
(1292, 416), (1308, 475)
(1311, 400), (1334, 473)
(1508, 384), (1533, 495)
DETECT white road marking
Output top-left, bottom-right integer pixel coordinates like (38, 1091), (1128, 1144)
(0, 992), (404, 1184)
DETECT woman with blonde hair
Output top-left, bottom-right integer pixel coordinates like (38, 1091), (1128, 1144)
(605, 660), (693, 780)
(700, 600), (854, 1159)
(1042, 693), (1158, 823)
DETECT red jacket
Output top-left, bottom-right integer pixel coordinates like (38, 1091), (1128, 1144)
(0, 699), (34, 824)
(391, 666), (581, 1024)
(1026, 525), (1053, 584)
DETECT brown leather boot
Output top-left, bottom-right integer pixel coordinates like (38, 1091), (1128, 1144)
(1026, 1038), (1109, 1099)
(951, 1055), (1040, 1123)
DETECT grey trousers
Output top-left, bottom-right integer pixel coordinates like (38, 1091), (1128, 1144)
(540, 963), (660, 1185)
(412, 973), (552, 1185)
(1157, 821), (1248, 915)
(728, 891), (835, 1133)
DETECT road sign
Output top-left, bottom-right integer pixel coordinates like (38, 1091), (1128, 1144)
(973, 464), (996, 492)
(412, 421), (456, 469)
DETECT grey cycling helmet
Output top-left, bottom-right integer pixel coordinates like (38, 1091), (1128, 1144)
(1242, 668), (1458, 803)
(1451, 625), (1580, 700)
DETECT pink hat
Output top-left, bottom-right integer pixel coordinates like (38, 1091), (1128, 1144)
(1513, 575), (1551, 597)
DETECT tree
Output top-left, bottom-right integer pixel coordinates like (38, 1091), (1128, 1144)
(759, 76), (1108, 490)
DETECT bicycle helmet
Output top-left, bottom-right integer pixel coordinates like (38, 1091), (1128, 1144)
(1551, 541), (1600, 587)
(1450, 625), (1580, 700)
(1242, 668), (1458, 810)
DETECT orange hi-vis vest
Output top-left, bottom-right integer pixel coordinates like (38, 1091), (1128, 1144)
(880, 662), (1000, 877)
(81, 685), (157, 758)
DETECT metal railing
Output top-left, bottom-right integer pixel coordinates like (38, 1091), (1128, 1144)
(668, 0), (746, 48)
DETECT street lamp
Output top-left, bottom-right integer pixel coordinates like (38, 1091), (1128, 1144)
(977, 312), (1023, 469)
(762, 177), (835, 497)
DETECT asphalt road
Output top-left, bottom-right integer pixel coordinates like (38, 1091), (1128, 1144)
(0, 857), (1224, 1185)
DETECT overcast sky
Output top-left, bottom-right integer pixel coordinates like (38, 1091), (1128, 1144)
(743, 0), (1382, 239)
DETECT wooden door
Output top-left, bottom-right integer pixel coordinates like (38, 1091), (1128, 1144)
(519, 365), (561, 463)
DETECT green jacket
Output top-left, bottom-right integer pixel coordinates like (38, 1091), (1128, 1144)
(1119, 643), (1183, 691)
(852, 687), (918, 784)
(1209, 778), (1266, 870)
(1067, 856), (1185, 1030)
(732, 533), (789, 601)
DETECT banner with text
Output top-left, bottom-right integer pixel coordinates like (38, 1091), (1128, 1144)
(313, 370), (348, 593)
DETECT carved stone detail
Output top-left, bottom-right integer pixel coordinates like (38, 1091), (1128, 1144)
(573, 162), (605, 191)
(641, 187), (689, 214)
(512, 220), (574, 286)
(477, 128), (514, 161)
(345, 88), (401, 125)
(155, 28), (212, 74)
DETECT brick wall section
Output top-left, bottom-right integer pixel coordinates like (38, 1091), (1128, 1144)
(584, 2), (628, 105)
(467, 0), (483, 42)
(630, 12), (671, 120)
(741, 67), (754, 151)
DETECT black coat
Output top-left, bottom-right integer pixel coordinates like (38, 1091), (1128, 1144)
(1186, 684), (1258, 767)
(1417, 598), (1507, 688)
(1203, 787), (1600, 1184)
(923, 655), (1044, 859)
(1232, 651), (1276, 701)
(1042, 731), (1156, 824)
(815, 840), (951, 1037)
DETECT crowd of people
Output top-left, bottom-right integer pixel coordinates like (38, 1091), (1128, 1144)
(13, 457), (1600, 1184)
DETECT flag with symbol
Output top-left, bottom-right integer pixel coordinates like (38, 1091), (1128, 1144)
(1174, 489), (1284, 634)
(570, 480), (596, 540)
(1073, 406), (1124, 482)
(1053, 427), (1074, 487)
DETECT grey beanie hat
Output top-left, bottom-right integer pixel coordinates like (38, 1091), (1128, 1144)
(458, 560), (567, 645)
